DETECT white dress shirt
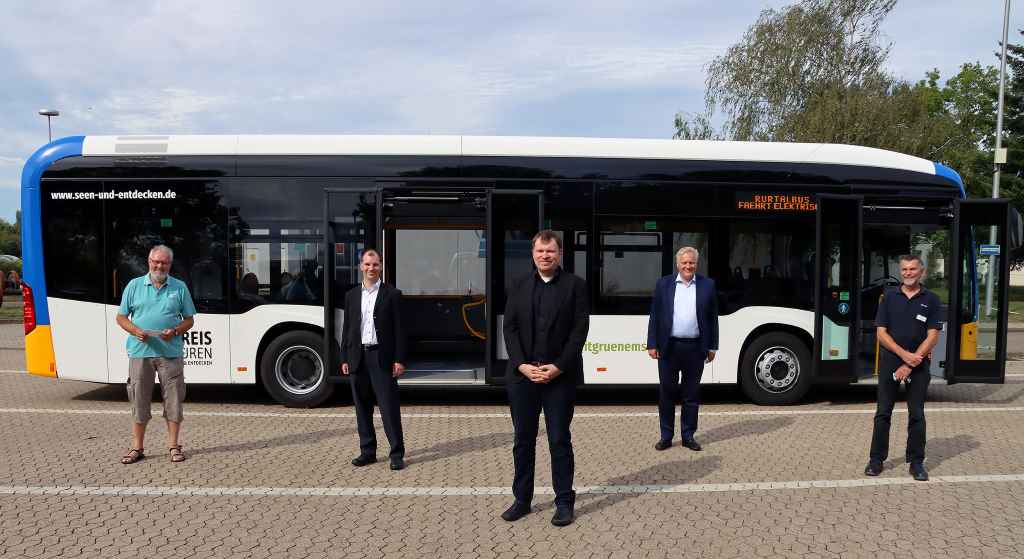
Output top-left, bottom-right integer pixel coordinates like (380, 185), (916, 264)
(360, 280), (381, 345)
(671, 274), (700, 339)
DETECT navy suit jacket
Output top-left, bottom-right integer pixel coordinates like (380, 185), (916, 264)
(646, 274), (719, 357)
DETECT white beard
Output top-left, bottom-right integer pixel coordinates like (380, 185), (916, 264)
(149, 271), (168, 284)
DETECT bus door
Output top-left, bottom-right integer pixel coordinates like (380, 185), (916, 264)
(813, 194), (862, 383)
(323, 187), (383, 378)
(945, 198), (1012, 384)
(486, 190), (544, 384)
(380, 184), (489, 384)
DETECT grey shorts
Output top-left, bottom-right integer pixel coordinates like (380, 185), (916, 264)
(127, 357), (186, 424)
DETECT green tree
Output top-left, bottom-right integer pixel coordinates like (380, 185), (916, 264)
(676, 0), (898, 141)
(672, 0), (1006, 197)
(998, 31), (1024, 211)
(0, 213), (18, 257)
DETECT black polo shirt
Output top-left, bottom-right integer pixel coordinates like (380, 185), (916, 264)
(875, 285), (943, 369)
(531, 268), (561, 364)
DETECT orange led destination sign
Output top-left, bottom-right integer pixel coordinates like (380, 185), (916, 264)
(737, 194), (817, 212)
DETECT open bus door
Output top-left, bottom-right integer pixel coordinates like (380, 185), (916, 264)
(945, 198), (1012, 384)
(486, 190), (544, 384)
(323, 186), (383, 381)
(813, 194), (862, 383)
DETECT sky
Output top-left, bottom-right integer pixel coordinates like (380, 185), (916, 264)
(0, 0), (1019, 225)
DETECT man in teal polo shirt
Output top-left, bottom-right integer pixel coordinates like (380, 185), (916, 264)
(116, 245), (196, 464)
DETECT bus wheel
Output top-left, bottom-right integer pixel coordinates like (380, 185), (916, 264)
(740, 332), (811, 405)
(260, 330), (334, 408)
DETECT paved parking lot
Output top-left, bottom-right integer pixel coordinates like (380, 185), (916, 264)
(2, 323), (1024, 558)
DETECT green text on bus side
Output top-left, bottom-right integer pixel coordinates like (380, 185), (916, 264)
(584, 342), (648, 355)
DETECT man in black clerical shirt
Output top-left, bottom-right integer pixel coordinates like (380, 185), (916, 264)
(500, 230), (589, 527)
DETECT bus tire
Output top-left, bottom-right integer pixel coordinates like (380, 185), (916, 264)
(739, 332), (811, 405)
(260, 330), (334, 408)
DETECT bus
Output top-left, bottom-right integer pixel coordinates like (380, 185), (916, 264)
(20, 135), (1016, 407)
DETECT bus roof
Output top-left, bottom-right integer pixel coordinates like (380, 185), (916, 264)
(81, 135), (939, 176)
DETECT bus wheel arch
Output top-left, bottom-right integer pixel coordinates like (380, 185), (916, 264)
(258, 324), (336, 408)
(738, 325), (812, 405)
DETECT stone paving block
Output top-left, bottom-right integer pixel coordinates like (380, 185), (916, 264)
(2, 330), (1024, 557)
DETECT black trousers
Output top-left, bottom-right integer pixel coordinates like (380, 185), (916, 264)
(658, 338), (706, 443)
(507, 376), (577, 509)
(869, 363), (931, 465)
(350, 347), (405, 460)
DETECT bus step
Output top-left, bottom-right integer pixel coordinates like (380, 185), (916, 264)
(398, 368), (484, 385)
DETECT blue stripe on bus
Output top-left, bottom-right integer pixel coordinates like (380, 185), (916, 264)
(934, 162), (966, 199)
(20, 136), (85, 326)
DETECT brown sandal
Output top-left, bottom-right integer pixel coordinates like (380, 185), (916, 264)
(169, 445), (186, 463)
(121, 448), (145, 464)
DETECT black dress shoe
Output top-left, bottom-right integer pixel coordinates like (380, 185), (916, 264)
(910, 463), (929, 481)
(864, 461), (883, 476)
(681, 439), (702, 451)
(500, 501), (531, 522)
(390, 458), (405, 471)
(551, 506), (575, 527)
(351, 455), (376, 467)
(654, 440), (672, 451)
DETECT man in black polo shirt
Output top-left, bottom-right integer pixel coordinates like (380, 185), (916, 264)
(865, 254), (942, 481)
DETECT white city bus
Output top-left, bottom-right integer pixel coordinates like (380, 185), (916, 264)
(20, 135), (1015, 406)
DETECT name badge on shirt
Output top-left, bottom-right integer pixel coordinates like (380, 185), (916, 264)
(916, 314), (927, 322)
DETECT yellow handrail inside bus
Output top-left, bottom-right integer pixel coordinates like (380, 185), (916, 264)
(462, 296), (487, 340)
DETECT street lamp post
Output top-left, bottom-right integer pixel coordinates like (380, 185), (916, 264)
(985, 0), (1012, 318)
(38, 109), (60, 142)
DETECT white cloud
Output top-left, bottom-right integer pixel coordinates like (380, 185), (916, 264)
(96, 88), (229, 132)
(0, 0), (1008, 143)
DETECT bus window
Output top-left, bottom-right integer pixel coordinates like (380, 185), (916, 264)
(913, 228), (951, 305)
(723, 221), (815, 312)
(601, 232), (661, 296)
(596, 219), (710, 314)
(230, 179), (338, 310)
(236, 238), (270, 308)
(280, 240), (322, 304)
(394, 229), (485, 295)
(40, 181), (104, 303)
(672, 232), (708, 277)
(598, 220), (663, 314)
(106, 180), (228, 312)
(573, 231), (587, 282)
(541, 180), (593, 281)
(969, 225), (1000, 360)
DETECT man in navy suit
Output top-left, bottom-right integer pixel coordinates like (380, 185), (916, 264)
(647, 246), (719, 451)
